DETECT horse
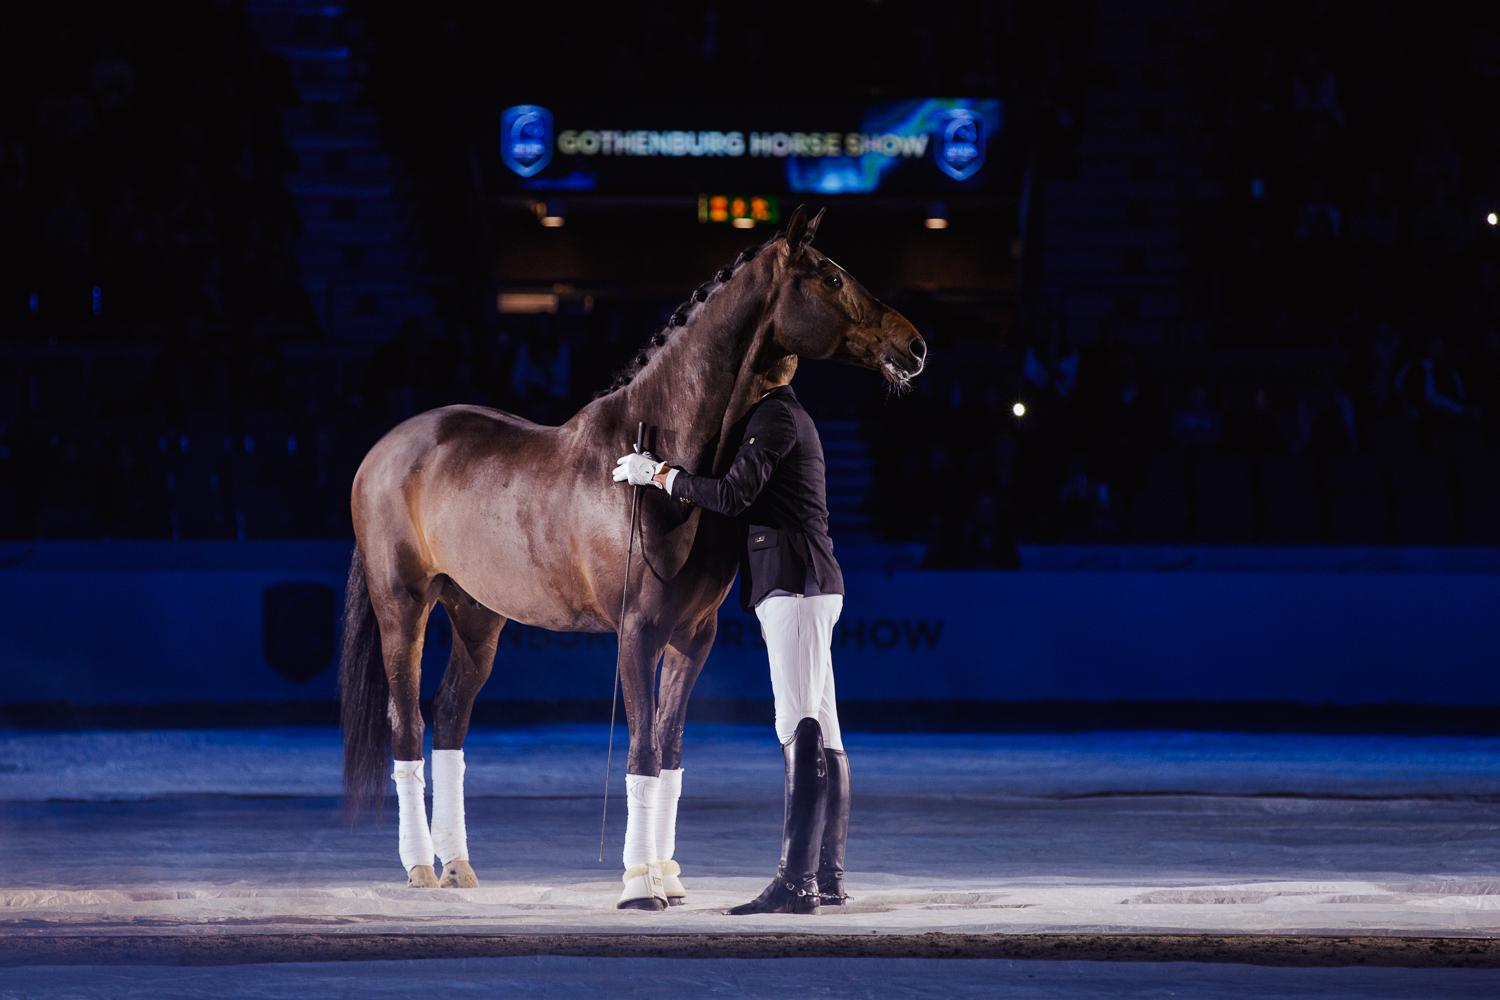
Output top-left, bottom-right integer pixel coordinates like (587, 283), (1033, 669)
(338, 205), (926, 906)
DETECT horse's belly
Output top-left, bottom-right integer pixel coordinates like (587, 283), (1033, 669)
(415, 420), (620, 633)
(424, 522), (609, 631)
(480, 598), (613, 634)
(438, 548), (609, 632)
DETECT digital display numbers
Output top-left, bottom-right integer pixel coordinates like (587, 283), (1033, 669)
(697, 194), (779, 225)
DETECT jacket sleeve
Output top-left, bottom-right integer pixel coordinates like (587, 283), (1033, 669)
(668, 400), (797, 516)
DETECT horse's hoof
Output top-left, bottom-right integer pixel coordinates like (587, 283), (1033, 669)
(439, 859), (479, 889)
(406, 864), (439, 888)
(618, 863), (668, 910)
(617, 896), (667, 911)
(660, 860), (686, 907)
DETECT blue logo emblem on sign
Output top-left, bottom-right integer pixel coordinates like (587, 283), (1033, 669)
(934, 110), (984, 181)
(500, 105), (553, 177)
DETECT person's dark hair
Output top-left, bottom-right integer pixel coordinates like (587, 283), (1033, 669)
(765, 354), (798, 386)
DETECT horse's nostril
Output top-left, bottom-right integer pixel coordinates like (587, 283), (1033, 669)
(909, 338), (926, 361)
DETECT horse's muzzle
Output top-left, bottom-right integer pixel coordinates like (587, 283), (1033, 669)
(879, 313), (927, 382)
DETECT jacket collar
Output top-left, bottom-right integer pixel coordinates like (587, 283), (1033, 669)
(758, 383), (796, 403)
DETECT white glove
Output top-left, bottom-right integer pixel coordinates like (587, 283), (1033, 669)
(613, 451), (667, 489)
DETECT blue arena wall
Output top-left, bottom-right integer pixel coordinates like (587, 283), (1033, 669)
(2, 542), (1498, 709)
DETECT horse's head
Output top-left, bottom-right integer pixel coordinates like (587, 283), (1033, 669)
(762, 205), (927, 389)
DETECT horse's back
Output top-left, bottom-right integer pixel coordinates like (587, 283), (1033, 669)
(405, 402), (547, 441)
(362, 400), (549, 462)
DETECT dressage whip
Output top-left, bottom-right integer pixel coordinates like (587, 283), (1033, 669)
(600, 421), (649, 862)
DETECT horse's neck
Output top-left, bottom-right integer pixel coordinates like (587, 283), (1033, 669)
(620, 257), (776, 473)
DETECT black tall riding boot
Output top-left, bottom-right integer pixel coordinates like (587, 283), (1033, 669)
(818, 747), (850, 904)
(726, 717), (827, 915)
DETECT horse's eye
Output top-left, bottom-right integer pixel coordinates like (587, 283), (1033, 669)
(823, 273), (843, 289)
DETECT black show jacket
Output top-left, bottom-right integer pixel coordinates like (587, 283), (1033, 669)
(669, 385), (845, 612)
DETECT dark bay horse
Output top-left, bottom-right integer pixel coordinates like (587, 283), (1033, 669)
(339, 205), (926, 900)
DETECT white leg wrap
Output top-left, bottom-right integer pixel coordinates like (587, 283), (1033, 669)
(652, 768), (682, 862)
(430, 749), (468, 865)
(622, 773), (660, 869)
(392, 759), (435, 873)
(653, 768), (685, 902)
(618, 774), (666, 906)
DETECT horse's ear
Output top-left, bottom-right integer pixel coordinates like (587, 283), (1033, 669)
(803, 207), (826, 246)
(782, 204), (809, 252)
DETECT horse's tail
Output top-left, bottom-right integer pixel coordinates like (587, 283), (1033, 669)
(339, 546), (389, 823)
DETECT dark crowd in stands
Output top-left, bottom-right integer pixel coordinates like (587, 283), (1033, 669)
(3, 3), (1499, 563)
(875, 4), (1500, 564)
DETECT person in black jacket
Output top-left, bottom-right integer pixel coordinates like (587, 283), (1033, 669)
(614, 356), (850, 915)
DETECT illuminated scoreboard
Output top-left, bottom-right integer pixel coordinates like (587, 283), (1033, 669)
(698, 195), (779, 226)
(494, 98), (1004, 197)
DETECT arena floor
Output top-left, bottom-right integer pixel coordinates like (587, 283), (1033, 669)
(2, 725), (1499, 995)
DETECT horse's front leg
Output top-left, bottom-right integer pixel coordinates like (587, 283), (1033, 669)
(617, 619), (669, 910)
(651, 617), (718, 906)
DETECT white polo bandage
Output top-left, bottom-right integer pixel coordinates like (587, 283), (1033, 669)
(652, 767), (682, 864)
(622, 773), (660, 869)
(430, 749), (468, 865)
(392, 759), (435, 872)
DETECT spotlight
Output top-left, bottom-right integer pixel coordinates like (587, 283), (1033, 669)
(732, 217), (755, 229)
(924, 201), (949, 230)
(537, 200), (565, 227)
(1012, 402), (1026, 418)
(1488, 212), (1498, 227)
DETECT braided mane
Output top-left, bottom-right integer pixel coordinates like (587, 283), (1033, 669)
(596, 236), (778, 397)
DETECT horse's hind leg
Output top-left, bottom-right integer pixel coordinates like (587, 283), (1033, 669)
(431, 581), (505, 889)
(368, 561), (438, 887)
(652, 618), (718, 906)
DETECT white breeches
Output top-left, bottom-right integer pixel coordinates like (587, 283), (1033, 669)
(755, 593), (845, 752)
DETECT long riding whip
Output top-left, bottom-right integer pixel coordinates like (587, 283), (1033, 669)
(599, 421), (648, 862)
